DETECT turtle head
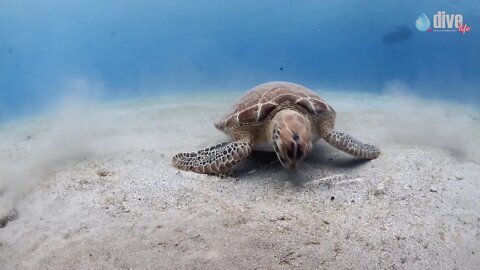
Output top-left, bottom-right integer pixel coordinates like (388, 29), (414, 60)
(271, 109), (312, 170)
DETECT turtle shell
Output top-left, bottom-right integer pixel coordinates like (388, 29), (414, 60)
(214, 81), (334, 131)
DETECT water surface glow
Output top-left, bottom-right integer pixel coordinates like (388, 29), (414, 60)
(1, 0), (479, 121)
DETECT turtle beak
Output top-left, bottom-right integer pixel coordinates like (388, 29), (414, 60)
(274, 139), (308, 170)
(287, 162), (297, 170)
(277, 154), (296, 170)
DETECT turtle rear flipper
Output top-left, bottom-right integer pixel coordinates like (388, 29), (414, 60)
(172, 140), (253, 176)
(324, 131), (380, 159)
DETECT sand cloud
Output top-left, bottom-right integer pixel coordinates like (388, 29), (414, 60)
(1, 80), (479, 214)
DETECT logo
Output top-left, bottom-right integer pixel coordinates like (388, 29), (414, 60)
(415, 11), (471, 34)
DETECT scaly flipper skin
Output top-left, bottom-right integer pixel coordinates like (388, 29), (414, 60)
(324, 131), (380, 159)
(172, 140), (253, 176)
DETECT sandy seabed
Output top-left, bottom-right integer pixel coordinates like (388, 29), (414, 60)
(0, 90), (479, 269)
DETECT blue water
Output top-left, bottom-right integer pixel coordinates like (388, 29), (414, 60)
(1, 0), (479, 122)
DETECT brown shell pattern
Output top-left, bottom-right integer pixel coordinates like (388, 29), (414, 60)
(215, 81), (334, 131)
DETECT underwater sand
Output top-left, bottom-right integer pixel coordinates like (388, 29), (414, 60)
(0, 90), (479, 269)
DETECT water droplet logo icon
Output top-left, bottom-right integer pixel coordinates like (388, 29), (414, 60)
(415, 13), (431, 32)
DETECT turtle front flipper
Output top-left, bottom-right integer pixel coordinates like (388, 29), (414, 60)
(324, 131), (380, 160)
(172, 140), (253, 176)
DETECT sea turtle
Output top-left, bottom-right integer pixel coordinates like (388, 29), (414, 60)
(172, 81), (380, 176)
